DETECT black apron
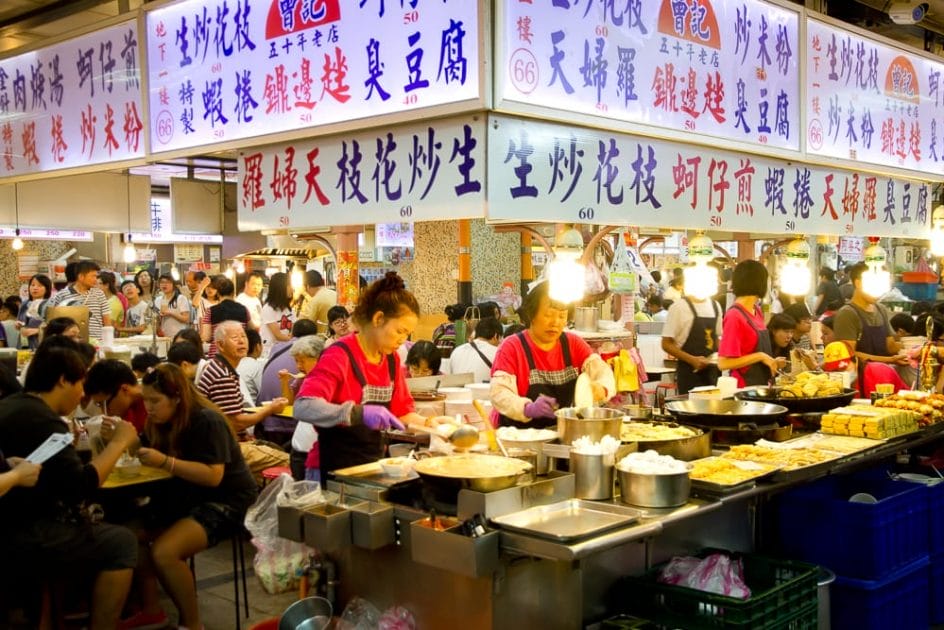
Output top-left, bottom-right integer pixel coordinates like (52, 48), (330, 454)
(497, 332), (579, 430)
(845, 304), (892, 395)
(675, 298), (721, 395)
(731, 304), (774, 387)
(318, 343), (395, 476)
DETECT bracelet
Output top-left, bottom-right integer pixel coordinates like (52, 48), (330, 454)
(170, 457), (176, 474)
(161, 454), (169, 469)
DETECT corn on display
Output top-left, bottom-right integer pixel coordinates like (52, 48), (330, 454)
(820, 405), (919, 439)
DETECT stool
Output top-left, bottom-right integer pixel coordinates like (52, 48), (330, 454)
(261, 466), (292, 487)
(189, 534), (250, 630)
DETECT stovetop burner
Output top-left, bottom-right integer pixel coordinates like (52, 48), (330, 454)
(384, 478), (458, 516)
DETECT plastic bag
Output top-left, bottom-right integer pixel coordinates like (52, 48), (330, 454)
(337, 596), (381, 630)
(251, 536), (310, 594)
(658, 553), (751, 600)
(379, 606), (416, 630)
(609, 232), (637, 294)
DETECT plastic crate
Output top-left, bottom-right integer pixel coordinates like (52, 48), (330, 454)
(895, 281), (938, 301)
(774, 471), (928, 580)
(927, 479), (944, 556)
(831, 555), (929, 630)
(931, 552), (944, 625)
(624, 550), (819, 629)
(901, 271), (939, 283)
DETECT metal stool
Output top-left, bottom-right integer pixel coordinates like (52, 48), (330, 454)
(189, 533), (250, 630)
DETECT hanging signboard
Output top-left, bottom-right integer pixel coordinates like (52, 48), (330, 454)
(487, 114), (931, 239)
(807, 18), (944, 177)
(237, 115), (485, 230)
(130, 197), (223, 243)
(145, 0), (483, 154)
(497, 0), (800, 152)
(0, 20), (145, 179)
(0, 226), (94, 242)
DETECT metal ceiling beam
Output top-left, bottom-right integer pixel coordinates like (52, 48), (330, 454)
(0, 0), (122, 39)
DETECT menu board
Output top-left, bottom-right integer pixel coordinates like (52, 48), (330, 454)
(807, 19), (944, 176)
(487, 114), (930, 239)
(146, 0), (482, 154)
(237, 116), (485, 230)
(0, 20), (145, 179)
(498, 0), (800, 151)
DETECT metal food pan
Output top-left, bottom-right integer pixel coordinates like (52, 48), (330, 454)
(490, 499), (642, 542)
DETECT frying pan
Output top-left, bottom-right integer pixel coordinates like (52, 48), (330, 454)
(734, 386), (857, 413)
(664, 399), (789, 427)
(413, 454), (532, 496)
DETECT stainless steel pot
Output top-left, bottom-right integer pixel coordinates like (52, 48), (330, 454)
(624, 421), (712, 461)
(574, 307), (599, 332)
(556, 407), (622, 445)
(279, 597), (332, 630)
(617, 468), (691, 508)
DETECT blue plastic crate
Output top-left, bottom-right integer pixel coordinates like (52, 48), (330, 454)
(774, 471), (928, 580)
(927, 480), (944, 556)
(895, 281), (938, 301)
(931, 552), (944, 625)
(831, 556), (929, 630)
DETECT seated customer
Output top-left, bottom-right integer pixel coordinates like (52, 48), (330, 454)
(167, 341), (205, 382)
(405, 340), (442, 378)
(256, 319), (319, 444)
(44, 315), (81, 340)
(446, 317), (502, 382)
(0, 450), (40, 497)
(0, 337), (139, 630)
(890, 312), (916, 340)
(84, 359), (148, 432)
(783, 303), (814, 350)
(114, 363), (257, 630)
(131, 352), (162, 380)
(768, 314), (817, 371)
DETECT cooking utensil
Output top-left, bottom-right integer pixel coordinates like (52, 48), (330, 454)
(734, 386), (857, 413)
(413, 454), (532, 494)
(556, 406), (622, 445)
(471, 399), (500, 453)
(448, 423), (480, 450)
(617, 467), (691, 508)
(279, 596), (332, 630)
(664, 399), (789, 427)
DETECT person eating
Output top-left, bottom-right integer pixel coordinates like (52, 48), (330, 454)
(718, 260), (784, 387)
(489, 280), (615, 429)
(293, 272), (430, 477)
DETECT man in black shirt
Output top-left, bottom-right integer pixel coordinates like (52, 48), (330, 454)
(814, 267), (843, 317)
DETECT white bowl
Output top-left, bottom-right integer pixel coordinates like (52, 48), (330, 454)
(378, 457), (415, 477)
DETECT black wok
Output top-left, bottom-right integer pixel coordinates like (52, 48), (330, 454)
(734, 386), (857, 413)
(664, 399), (789, 427)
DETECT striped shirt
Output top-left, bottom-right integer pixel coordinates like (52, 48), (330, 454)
(196, 355), (246, 417)
(48, 285), (110, 341)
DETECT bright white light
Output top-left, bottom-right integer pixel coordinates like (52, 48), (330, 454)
(291, 268), (304, 291)
(683, 264), (718, 300)
(862, 268), (891, 298)
(265, 266), (279, 277)
(932, 229), (944, 258)
(781, 262), (811, 296)
(234, 260), (246, 274)
(170, 266), (181, 281)
(10, 237), (23, 251)
(224, 268), (235, 280)
(123, 242), (136, 263)
(547, 252), (585, 304)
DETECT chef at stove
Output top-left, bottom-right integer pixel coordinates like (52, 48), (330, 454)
(489, 280), (615, 429)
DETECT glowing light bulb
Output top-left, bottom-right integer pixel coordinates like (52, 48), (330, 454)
(235, 260), (246, 274)
(780, 238), (811, 296)
(862, 239), (890, 298)
(122, 237), (136, 263)
(291, 268), (304, 291)
(10, 237), (23, 251)
(682, 232), (718, 300)
(224, 268), (235, 280)
(170, 266), (180, 281)
(931, 205), (944, 257)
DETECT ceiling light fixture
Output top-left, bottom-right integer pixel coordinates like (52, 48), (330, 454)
(10, 184), (23, 251)
(123, 174), (136, 263)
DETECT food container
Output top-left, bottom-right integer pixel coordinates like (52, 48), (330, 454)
(377, 457), (415, 477)
(464, 382), (491, 399)
(278, 596), (332, 630)
(572, 451), (616, 500)
(623, 421), (712, 461)
(503, 447), (537, 482)
(413, 454), (531, 497)
(495, 427), (559, 474)
(618, 468), (691, 508)
(410, 520), (500, 578)
(574, 307), (599, 332)
(622, 404), (653, 420)
(556, 407), (622, 445)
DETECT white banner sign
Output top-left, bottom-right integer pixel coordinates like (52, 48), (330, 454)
(0, 226), (94, 242)
(807, 19), (944, 176)
(146, 0), (481, 153)
(487, 115), (931, 238)
(0, 20), (145, 178)
(498, 0), (800, 151)
(238, 116), (485, 230)
(130, 198), (223, 243)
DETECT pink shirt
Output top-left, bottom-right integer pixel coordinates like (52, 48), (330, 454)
(297, 334), (415, 417)
(490, 331), (594, 396)
(719, 304), (766, 387)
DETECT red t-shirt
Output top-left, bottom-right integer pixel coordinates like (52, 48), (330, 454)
(297, 334), (415, 417)
(123, 398), (148, 433)
(719, 304), (766, 387)
(490, 331), (594, 396)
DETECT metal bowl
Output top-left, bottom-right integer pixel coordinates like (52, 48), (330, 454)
(734, 386), (857, 413)
(617, 468), (691, 508)
(279, 597), (332, 630)
(664, 399), (789, 426)
(556, 407), (623, 444)
(413, 454), (532, 493)
(621, 420), (711, 461)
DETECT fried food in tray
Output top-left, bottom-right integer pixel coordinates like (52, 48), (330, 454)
(619, 421), (698, 442)
(873, 391), (944, 427)
(689, 457), (778, 487)
(720, 444), (839, 471)
(776, 371), (843, 398)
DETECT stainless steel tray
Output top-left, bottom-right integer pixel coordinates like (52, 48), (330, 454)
(489, 499), (642, 542)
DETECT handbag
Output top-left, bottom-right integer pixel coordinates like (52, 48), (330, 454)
(609, 231), (637, 294)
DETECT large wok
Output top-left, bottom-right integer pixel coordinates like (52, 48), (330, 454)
(664, 399), (789, 427)
(734, 386), (857, 413)
(413, 454), (532, 495)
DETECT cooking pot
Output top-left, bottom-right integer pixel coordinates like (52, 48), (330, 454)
(734, 386), (857, 414)
(413, 454), (532, 495)
(706, 420), (793, 445)
(664, 399), (788, 427)
(622, 420), (711, 461)
(556, 407), (622, 445)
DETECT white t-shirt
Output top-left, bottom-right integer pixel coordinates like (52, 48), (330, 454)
(236, 293), (263, 329)
(154, 292), (191, 338)
(446, 340), (499, 383)
(662, 298), (722, 347)
(236, 356), (264, 407)
(259, 305), (293, 351)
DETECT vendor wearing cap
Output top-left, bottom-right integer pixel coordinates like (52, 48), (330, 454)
(661, 293), (722, 396)
(490, 281), (615, 428)
(718, 261), (784, 387)
(833, 262), (913, 391)
(822, 340), (908, 394)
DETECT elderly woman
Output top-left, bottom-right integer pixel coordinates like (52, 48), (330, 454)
(489, 281), (615, 428)
(277, 335), (328, 480)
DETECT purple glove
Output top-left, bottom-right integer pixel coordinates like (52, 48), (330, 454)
(523, 394), (558, 419)
(361, 405), (406, 431)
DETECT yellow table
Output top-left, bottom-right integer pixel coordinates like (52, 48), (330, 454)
(245, 405), (294, 418)
(102, 465), (172, 489)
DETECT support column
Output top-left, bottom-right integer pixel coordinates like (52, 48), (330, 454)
(520, 231), (533, 296)
(333, 226), (361, 307)
(458, 219), (472, 305)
